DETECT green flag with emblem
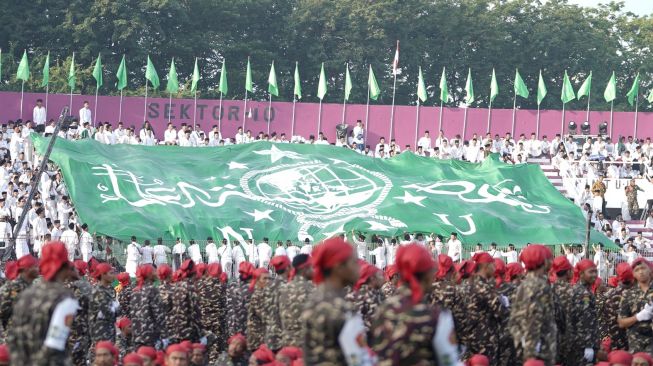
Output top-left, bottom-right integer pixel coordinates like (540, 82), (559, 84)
(68, 53), (76, 90)
(145, 56), (160, 89)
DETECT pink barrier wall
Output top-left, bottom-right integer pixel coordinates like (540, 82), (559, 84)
(2, 91), (651, 147)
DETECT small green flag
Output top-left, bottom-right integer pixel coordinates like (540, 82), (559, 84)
(268, 61), (279, 97)
(41, 52), (50, 88)
(577, 71), (592, 100)
(514, 69), (529, 99)
(116, 55), (127, 91)
(368, 65), (380, 101)
(490, 69), (499, 103)
(626, 73), (640, 106)
(647, 89), (653, 104)
(561, 71), (575, 104)
(145, 55), (160, 89)
(166, 58), (179, 94)
(464, 68), (474, 104)
(537, 70), (547, 106)
(191, 58), (200, 93)
(92, 53), (103, 89)
(16, 50), (29, 81)
(344, 63), (352, 101)
(245, 58), (253, 93)
(604, 71), (616, 103)
(439, 67), (448, 103)
(417, 66), (427, 103)
(218, 60), (228, 95)
(68, 53), (76, 90)
(293, 62), (302, 99)
(317, 63), (327, 100)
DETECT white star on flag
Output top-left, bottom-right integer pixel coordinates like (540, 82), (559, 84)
(254, 145), (303, 163)
(366, 221), (392, 231)
(392, 40), (400, 75)
(245, 209), (275, 222)
(395, 191), (426, 206)
(228, 161), (248, 170)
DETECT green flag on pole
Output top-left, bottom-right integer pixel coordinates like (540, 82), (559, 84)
(439, 67), (448, 103)
(294, 62), (302, 99)
(604, 71), (616, 103)
(245, 58), (253, 93)
(68, 53), (76, 90)
(537, 70), (547, 106)
(344, 64), (352, 101)
(317, 63), (327, 100)
(116, 55), (127, 91)
(92, 53), (103, 89)
(166, 58), (179, 94)
(464, 68), (474, 104)
(217, 60), (227, 95)
(268, 61), (279, 97)
(16, 50), (29, 81)
(417, 66), (427, 103)
(514, 69), (529, 99)
(191, 58), (200, 93)
(145, 56), (160, 89)
(368, 65), (380, 101)
(490, 69), (499, 103)
(626, 73), (640, 106)
(41, 52), (50, 87)
(561, 71), (575, 104)
(577, 72), (592, 100)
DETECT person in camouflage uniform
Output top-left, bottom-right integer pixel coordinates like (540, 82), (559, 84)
(168, 260), (202, 343)
(198, 263), (227, 362)
(496, 259), (522, 366)
(508, 245), (557, 366)
(226, 262), (254, 339)
(279, 254), (314, 348)
(0, 254), (38, 340)
(156, 264), (174, 340)
(89, 263), (118, 344)
(569, 259), (600, 364)
(7, 242), (79, 365)
(465, 252), (509, 363)
(370, 244), (460, 365)
(600, 263), (634, 351)
(430, 254), (457, 310)
(116, 272), (132, 318)
(115, 317), (134, 359)
(262, 255), (292, 351)
(130, 264), (166, 348)
(246, 268), (269, 351)
(346, 261), (384, 332)
(618, 258), (653, 354)
(215, 333), (249, 366)
(454, 260), (475, 359)
(550, 255), (575, 364)
(67, 260), (92, 366)
(381, 264), (399, 299)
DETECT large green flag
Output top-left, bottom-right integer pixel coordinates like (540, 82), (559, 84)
(368, 65), (380, 101)
(417, 66), (427, 103)
(218, 60), (228, 95)
(577, 71), (592, 99)
(268, 61), (279, 97)
(191, 58), (200, 93)
(145, 56), (160, 89)
(245, 58), (253, 93)
(166, 58), (179, 94)
(537, 70), (547, 106)
(68, 53), (76, 90)
(626, 73), (640, 106)
(92, 53), (103, 89)
(16, 50), (29, 81)
(439, 67), (448, 103)
(561, 71), (575, 104)
(116, 55), (128, 91)
(490, 69), (499, 103)
(464, 68), (474, 104)
(294, 62), (302, 99)
(33, 134), (616, 247)
(604, 71), (616, 103)
(514, 69), (529, 99)
(41, 52), (50, 87)
(344, 63), (352, 101)
(317, 63), (327, 100)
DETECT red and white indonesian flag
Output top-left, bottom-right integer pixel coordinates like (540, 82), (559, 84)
(392, 40), (400, 75)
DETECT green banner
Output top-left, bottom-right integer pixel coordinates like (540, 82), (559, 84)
(34, 135), (614, 247)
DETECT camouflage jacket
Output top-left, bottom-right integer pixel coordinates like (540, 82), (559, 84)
(600, 284), (631, 350)
(430, 279), (457, 311)
(569, 283), (599, 355)
(552, 280), (575, 362)
(246, 286), (266, 351)
(65, 279), (91, 355)
(465, 276), (509, 363)
(158, 281), (174, 337)
(226, 281), (251, 338)
(129, 283), (166, 347)
(89, 283), (117, 343)
(279, 275), (314, 348)
(346, 284), (384, 332)
(619, 283), (653, 353)
(0, 277), (30, 333)
(117, 283), (133, 318)
(168, 279), (202, 343)
(116, 331), (134, 360)
(262, 275), (287, 350)
(381, 281), (397, 299)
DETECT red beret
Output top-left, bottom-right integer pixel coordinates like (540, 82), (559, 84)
(73, 260), (88, 276)
(291, 359), (305, 366)
(505, 263), (524, 281)
(616, 262), (634, 284)
(166, 344), (188, 356)
(384, 264), (398, 280)
(608, 350), (633, 364)
(239, 262), (255, 278)
(192, 343), (206, 351)
(4, 261), (17, 280)
(396, 244), (436, 304)
(157, 264), (172, 280)
(195, 263), (207, 278)
(523, 359), (545, 366)
(519, 245), (552, 270)
(39, 242), (70, 281)
(494, 258), (506, 275)
(179, 340), (193, 353)
(633, 352), (653, 366)
(632, 258), (653, 271)
(312, 237), (354, 284)
(436, 255), (454, 279)
(93, 262), (113, 280)
(253, 344), (275, 363)
(137, 346), (157, 359)
(135, 264), (154, 290)
(96, 340), (118, 359)
(472, 252), (493, 265)
(270, 255), (291, 272)
(278, 346), (303, 360)
(207, 263), (223, 278)
(17, 254), (38, 270)
(180, 259), (194, 274)
(249, 268), (269, 292)
(228, 333), (247, 346)
(458, 260), (477, 278)
(0, 344), (8, 362)
(575, 259), (596, 273)
(117, 272), (131, 287)
(468, 354), (489, 366)
(123, 353), (144, 365)
(354, 262), (380, 291)
(551, 256), (572, 273)
(115, 316), (131, 329)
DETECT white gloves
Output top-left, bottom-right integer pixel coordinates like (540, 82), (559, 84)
(499, 295), (510, 308)
(583, 348), (594, 362)
(200, 336), (208, 345)
(110, 300), (120, 314)
(636, 303), (653, 321)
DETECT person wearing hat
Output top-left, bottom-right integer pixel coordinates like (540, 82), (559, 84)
(115, 317), (134, 360)
(165, 344), (190, 366)
(169, 259), (202, 343)
(7, 242), (79, 364)
(197, 262), (226, 362)
(246, 268), (269, 351)
(116, 272), (133, 318)
(346, 261), (384, 332)
(130, 264), (166, 349)
(508, 244), (556, 365)
(381, 264), (399, 298)
(569, 259), (599, 364)
(216, 333), (248, 366)
(600, 262), (634, 351)
(618, 258), (653, 353)
(261, 255), (292, 351)
(137, 346), (158, 366)
(0, 254), (38, 339)
(549, 255), (575, 364)
(123, 352), (144, 366)
(279, 254), (314, 348)
(66, 260), (93, 366)
(301, 237), (361, 365)
(93, 340), (119, 366)
(226, 262), (254, 340)
(370, 244), (459, 364)
(90, 262), (118, 346)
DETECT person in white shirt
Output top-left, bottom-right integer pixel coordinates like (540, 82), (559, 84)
(501, 244), (519, 264)
(205, 237), (220, 264)
(446, 232), (462, 262)
(33, 99), (47, 131)
(257, 237), (273, 268)
(216, 239), (233, 277)
(140, 239), (154, 264)
(57, 196), (73, 228)
(469, 243), (485, 258)
(634, 232), (650, 249)
(60, 223), (79, 261)
(464, 139), (480, 163)
(620, 244), (639, 265)
(352, 232), (367, 260)
(79, 101), (92, 125)
(562, 244), (586, 267)
(78, 223), (94, 262)
(487, 243), (503, 259)
(125, 236), (142, 277)
(51, 220), (63, 241)
(187, 240), (203, 263)
(417, 130), (432, 151)
(234, 127), (246, 144)
(352, 120), (365, 151)
(370, 240), (387, 270)
(592, 243), (608, 280)
(0, 216), (11, 248)
(231, 240), (247, 273)
(172, 238), (187, 270)
(152, 238), (171, 266)
(243, 239), (259, 267)
(285, 240), (300, 261)
(164, 123), (178, 145)
(315, 132), (329, 145)
(375, 137), (390, 157)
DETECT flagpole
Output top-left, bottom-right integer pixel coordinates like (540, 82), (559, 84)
(463, 107), (468, 140)
(487, 100), (492, 134)
(511, 92), (517, 137)
(19, 81), (25, 119)
(219, 92), (224, 132)
(267, 93), (272, 135)
(586, 88), (591, 122)
(291, 95), (297, 138)
(168, 93), (172, 123)
(536, 103), (541, 139)
(44, 83), (49, 118)
(242, 90), (248, 131)
(193, 91), (197, 130)
(341, 93), (347, 127)
(438, 101), (444, 133)
(69, 86), (73, 117)
(561, 103), (565, 135)
(143, 83), (148, 122)
(118, 90), (123, 123)
(317, 99), (323, 136)
(389, 71), (397, 141)
(634, 94), (639, 138)
(414, 99), (420, 149)
(365, 74), (371, 143)
(94, 87), (99, 128)
(609, 100), (614, 138)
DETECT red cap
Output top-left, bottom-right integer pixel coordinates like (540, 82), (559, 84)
(166, 344), (188, 356)
(523, 359), (545, 366)
(551, 256), (572, 273)
(458, 260), (477, 279)
(608, 350), (633, 364)
(632, 352), (653, 365)
(93, 262), (113, 280)
(39, 242), (70, 281)
(632, 258), (653, 271)
(291, 359), (305, 366)
(278, 346), (303, 360)
(195, 263), (207, 278)
(180, 259), (194, 278)
(519, 244), (552, 270)
(135, 264), (154, 290)
(436, 255), (454, 279)
(96, 340), (119, 360)
(117, 272), (131, 287)
(4, 261), (17, 280)
(616, 262), (634, 284)
(472, 252), (493, 265)
(239, 262), (255, 279)
(253, 344), (275, 363)
(157, 264), (172, 280)
(191, 343), (206, 351)
(115, 316), (132, 329)
(0, 344), (8, 362)
(73, 260), (88, 276)
(17, 254), (38, 271)
(249, 268), (269, 292)
(468, 354), (489, 366)
(505, 263), (524, 281)
(228, 333), (247, 346)
(123, 353), (144, 365)
(354, 262), (380, 291)
(137, 346), (157, 360)
(270, 255), (291, 272)
(396, 244), (436, 304)
(312, 237), (354, 284)
(207, 263), (223, 278)
(179, 340), (193, 353)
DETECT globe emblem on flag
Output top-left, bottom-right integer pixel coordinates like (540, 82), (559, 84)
(241, 160), (392, 218)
